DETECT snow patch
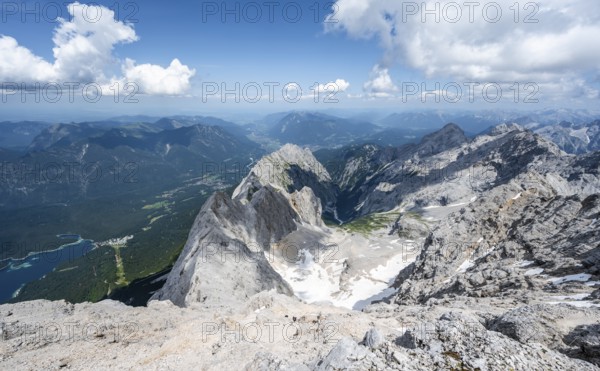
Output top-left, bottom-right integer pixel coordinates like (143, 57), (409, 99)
(456, 260), (474, 273)
(273, 232), (417, 310)
(524, 268), (544, 276)
(548, 293), (590, 300)
(515, 260), (534, 268)
(375, 182), (397, 193)
(547, 273), (592, 285)
(547, 301), (600, 308)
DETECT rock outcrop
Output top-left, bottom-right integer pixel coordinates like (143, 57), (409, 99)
(151, 190), (294, 307)
(2, 295), (598, 370)
(152, 144), (332, 307)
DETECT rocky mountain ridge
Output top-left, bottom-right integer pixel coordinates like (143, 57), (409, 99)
(2, 123), (600, 369)
(535, 120), (600, 154)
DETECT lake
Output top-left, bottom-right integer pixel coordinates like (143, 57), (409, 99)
(0, 235), (95, 303)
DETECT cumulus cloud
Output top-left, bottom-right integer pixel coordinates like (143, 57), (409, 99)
(122, 59), (195, 95)
(327, 0), (600, 87)
(0, 2), (194, 95)
(0, 36), (56, 83)
(316, 78), (350, 93)
(363, 64), (398, 97)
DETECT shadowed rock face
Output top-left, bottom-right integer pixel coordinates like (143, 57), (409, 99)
(152, 145), (329, 308)
(233, 143), (337, 208)
(416, 123), (468, 156)
(151, 189), (296, 308)
(328, 122), (565, 220)
(535, 120), (600, 154)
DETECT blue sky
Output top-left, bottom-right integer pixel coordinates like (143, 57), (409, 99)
(1, 0), (599, 121)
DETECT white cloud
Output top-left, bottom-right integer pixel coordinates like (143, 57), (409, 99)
(328, 0), (600, 87)
(51, 2), (138, 82)
(122, 59), (195, 95)
(363, 64), (398, 97)
(316, 78), (350, 93)
(0, 2), (194, 95)
(0, 36), (56, 83)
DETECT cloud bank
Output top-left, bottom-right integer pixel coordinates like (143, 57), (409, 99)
(327, 0), (600, 100)
(0, 2), (195, 95)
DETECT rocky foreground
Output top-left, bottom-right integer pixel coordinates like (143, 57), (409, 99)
(1, 293), (599, 370)
(2, 124), (600, 370)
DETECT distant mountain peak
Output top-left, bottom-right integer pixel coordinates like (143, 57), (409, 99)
(416, 122), (468, 156)
(268, 113), (378, 147)
(491, 122), (525, 136)
(233, 143), (331, 200)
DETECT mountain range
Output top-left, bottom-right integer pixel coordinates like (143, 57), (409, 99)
(1, 112), (600, 369)
(152, 121), (600, 368)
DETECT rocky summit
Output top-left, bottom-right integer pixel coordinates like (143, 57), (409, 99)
(2, 124), (600, 370)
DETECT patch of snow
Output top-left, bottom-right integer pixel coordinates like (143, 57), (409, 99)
(515, 260), (534, 267)
(512, 193), (521, 200)
(370, 253), (409, 282)
(547, 273), (592, 285)
(274, 231), (416, 310)
(375, 182), (397, 193)
(278, 249), (345, 305)
(569, 127), (590, 144)
(548, 293), (590, 300)
(585, 281), (600, 286)
(456, 260), (474, 273)
(354, 200), (366, 211)
(150, 273), (169, 285)
(446, 201), (470, 208)
(524, 268), (544, 276)
(547, 301), (600, 308)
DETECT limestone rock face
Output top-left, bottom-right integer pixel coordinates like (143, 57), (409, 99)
(289, 187), (324, 227)
(489, 304), (600, 365)
(535, 119), (600, 154)
(393, 162), (600, 305)
(416, 123), (468, 156)
(152, 145), (333, 308)
(233, 143), (336, 207)
(151, 190), (296, 308)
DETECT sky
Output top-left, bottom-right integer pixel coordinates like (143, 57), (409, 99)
(0, 0), (599, 121)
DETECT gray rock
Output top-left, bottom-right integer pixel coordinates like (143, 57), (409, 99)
(315, 337), (372, 371)
(490, 304), (600, 366)
(361, 327), (384, 349)
(150, 190), (295, 308)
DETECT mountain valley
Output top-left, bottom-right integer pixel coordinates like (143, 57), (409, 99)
(2, 114), (599, 369)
